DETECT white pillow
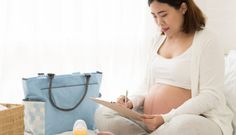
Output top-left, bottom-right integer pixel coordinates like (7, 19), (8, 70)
(224, 50), (236, 135)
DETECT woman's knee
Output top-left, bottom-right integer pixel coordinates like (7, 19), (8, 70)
(95, 107), (111, 125)
(94, 107), (148, 135)
(152, 114), (222, 135)
(95, 106), (118, 120)
(94, 107), (121, 130)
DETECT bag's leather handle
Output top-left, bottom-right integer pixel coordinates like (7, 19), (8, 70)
(47, 73), (91, 111)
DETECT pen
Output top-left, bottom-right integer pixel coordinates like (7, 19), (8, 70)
(125, 90), (128, 106)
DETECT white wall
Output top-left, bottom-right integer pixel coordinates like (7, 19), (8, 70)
(0, 0), (236, 103)
(0, 0), (153, 103)
(196, 0), (236, 53)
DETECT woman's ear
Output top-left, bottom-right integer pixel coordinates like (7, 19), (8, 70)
(180, 2), (188, 14)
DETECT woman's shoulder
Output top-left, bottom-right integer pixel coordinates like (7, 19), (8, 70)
(194, 28), (223, 54)
(195, 28), (218, 42)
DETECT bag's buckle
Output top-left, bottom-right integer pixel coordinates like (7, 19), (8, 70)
(47, 73), (55, 79)
(84, 73), (91, 78)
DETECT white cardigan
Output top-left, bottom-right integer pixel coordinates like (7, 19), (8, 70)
(130, 29), (233, 135)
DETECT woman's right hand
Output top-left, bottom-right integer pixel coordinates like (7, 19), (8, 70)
(141, 114), (164, 131)
(116, 95), (133, 109)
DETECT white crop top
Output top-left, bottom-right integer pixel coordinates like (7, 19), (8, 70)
(152, 45), (192, 90)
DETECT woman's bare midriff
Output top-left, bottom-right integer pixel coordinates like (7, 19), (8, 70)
(144, 83), (191, 115)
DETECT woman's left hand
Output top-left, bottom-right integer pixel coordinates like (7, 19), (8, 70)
(141, 114), (164, 131)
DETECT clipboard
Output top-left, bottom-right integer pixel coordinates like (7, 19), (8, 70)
(90, 97), (143, 121)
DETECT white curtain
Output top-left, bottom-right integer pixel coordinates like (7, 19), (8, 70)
(0, 0), (157, 103)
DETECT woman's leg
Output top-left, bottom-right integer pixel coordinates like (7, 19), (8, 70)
(94, 106), (149, 135)
(151, 114), (223, 135)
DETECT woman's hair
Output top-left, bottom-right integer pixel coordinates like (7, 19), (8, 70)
(148, 0), (205, 33)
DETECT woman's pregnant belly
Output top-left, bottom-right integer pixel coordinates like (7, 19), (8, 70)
(144, 83), (191, 115)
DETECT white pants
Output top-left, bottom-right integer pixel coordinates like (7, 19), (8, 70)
(95, 107), (223, 135)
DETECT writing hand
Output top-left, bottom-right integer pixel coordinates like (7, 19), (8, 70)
(116, 95), (133, 109)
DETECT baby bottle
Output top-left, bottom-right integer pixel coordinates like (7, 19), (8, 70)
(73, 119), (88, 135)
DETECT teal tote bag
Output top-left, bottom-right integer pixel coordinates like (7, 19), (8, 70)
(22, 71), (102, 135)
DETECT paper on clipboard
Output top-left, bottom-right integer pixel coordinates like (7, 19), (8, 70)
(90, 97), (143, 121)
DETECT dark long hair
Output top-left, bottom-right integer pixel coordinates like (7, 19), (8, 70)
(148, 0), (205, 33)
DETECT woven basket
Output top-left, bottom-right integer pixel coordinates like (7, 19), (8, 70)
(0, 104), (24, 135)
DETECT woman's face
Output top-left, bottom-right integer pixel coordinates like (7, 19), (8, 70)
(150, 1), (187, 37)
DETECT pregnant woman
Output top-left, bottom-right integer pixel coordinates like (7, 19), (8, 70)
(95, 0), (233, 135)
